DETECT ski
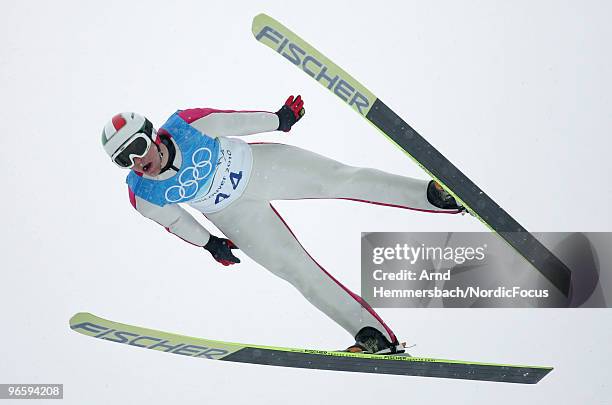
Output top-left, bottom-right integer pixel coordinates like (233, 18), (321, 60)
(70, 312), (551, 384)
(251, 13), (572, 297)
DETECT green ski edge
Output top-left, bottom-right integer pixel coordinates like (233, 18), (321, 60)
(251, 13), (476, 225)
(70, 313), (552, 384)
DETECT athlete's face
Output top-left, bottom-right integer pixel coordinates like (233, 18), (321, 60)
(132, 143), (162, 176)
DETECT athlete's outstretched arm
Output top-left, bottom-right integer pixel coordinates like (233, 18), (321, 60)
(129, 189), (241, 266)
(179, 108), (278, 137)
(178, 95), (305, 137)
(129, 190), (211, 246)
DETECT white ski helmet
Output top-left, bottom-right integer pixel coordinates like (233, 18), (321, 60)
(101, 112), (155, 168)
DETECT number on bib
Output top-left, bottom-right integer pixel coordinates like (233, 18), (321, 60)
(230, 171), (243, 190)
(215, 193), (229, 204)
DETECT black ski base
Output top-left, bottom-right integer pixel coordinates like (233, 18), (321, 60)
(221, 348), (551, 384)
(366, 99), (572, 296)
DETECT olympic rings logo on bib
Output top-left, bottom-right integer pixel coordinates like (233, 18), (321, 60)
(165, 147), (213, 203)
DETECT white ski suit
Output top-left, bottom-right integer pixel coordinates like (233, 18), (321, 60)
(128, 108), (459, 343)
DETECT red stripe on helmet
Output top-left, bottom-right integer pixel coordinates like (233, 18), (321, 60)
(112, 114), (127, 131)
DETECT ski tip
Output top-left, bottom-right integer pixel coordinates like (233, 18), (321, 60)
(69, 312), (93, 327)
(253, 12), (269, 20)
(251, 13), (271, 34)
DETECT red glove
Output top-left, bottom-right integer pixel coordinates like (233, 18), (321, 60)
(276, 95), (305, 132)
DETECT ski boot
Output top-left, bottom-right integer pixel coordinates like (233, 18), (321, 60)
(427, 180), (467, 213)
(345, 327), (405, 355)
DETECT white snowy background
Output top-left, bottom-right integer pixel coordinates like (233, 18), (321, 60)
(1, 0), (611, 403)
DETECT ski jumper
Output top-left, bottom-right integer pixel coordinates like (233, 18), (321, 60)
(128, 108), (459, 342)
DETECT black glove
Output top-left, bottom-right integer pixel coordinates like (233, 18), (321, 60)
(276, 95), (305, 132)
(204, 235), (240, 266)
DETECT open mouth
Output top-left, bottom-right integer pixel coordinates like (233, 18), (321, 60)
(143, 162), (152, 173)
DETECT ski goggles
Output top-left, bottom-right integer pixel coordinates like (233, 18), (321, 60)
(111, 119), (154, 168)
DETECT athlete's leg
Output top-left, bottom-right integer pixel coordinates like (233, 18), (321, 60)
(206, 143), (455, 344)
(248, 143), (459, 213)
(206, 196), (397, 343)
